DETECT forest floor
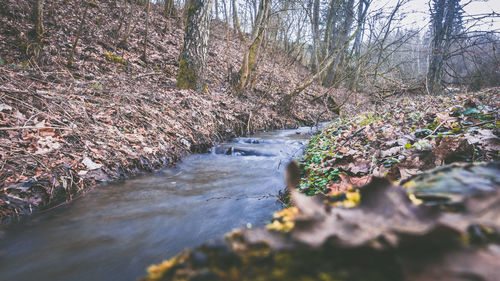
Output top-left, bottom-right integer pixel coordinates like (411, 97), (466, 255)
(0, 0), (347, 221)
(141, 89), (500, 281)
(299, 89), (500, 197)
(2, 1), (500, 279)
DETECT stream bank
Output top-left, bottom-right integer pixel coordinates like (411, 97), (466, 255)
(0, 0), (340, 221)
(0, 126), (318, 281)
(137, 91), (500, 281)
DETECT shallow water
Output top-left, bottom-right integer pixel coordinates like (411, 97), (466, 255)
(0, 126), (318, 281)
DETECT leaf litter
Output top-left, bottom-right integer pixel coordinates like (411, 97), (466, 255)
(0, 0), (337, 221)
(140, 90), (500, 281)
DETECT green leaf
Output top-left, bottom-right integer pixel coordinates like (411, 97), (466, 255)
(462, 108), (480, 115)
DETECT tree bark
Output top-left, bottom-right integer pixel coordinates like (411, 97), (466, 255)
(177, 0), (215, 92)
(427, 0), (462, 94)
(67, 3), (90, 67)
(164, 0), (175, 17)
(352, 0), (367, 56)
(310, 0), (320, 72)
(119, 4), (139, 48)
(323, 0), (355, 87)
(235, 0), (271, 93)
(33, 0), (45, 41)
(349, 0), (370, 90)
(142, 0), (150, 62)
(231, 0), (245, 42)
(214, 0), (219, 20)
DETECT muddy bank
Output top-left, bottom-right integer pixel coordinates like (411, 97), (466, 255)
(0, 0), (338, 221)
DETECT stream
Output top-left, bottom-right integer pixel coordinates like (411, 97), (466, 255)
(0, 126), (319, 281)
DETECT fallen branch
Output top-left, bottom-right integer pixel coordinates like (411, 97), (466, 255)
(0, 87), (30, 94)
(0, 126), (73, 131)
(133, 72), (163, 79)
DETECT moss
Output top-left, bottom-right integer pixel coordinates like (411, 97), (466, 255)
(176, 57), (197, 90)
(86, 1), (99, 8)
(358, 112), (379, 126)
(184, 0), (201, 27)
(266, 207), (299, 233)
(140, 238), (400, 281)
(144, 253), (189, 281)
(103, 52), (126, 65)
(236, 31), (263, 92)
(95, 16), (104, 26)
(91, 82), (103, 91)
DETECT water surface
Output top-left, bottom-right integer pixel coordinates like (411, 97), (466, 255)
(0, 126), (317, 281)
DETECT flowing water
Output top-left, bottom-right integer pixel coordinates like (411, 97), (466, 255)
(0, 126), (319, 281)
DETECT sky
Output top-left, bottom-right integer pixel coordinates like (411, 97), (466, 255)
(394, 0), (500, 32)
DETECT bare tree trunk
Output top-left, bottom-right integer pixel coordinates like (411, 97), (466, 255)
(223, 0), (232, 80)
(67, 3), (91, 67)
(353, 0), (368, 56)
(276, 0), (290, 49)
(427, 0), (461, 94)
(323, 0), (355, 87)
(214, 0), (219, 20)
(163, 0), (179, 32)
(222, 0), (228, 24)
(164, 0), (175, 17)
(310, 0), (320, 72)
(235, 0), (271, 93)
(291, 20), (360, 97)
(323, 0), (341, 60)
(231, 0), (245, 42)
(177, 0), (215, 91)
(119, 4), (139, 48)
(350, 0), (370, 90)
(142, 0), (150, 62)
(33, 0), (45, 41)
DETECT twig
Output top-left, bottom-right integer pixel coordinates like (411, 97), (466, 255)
(0, 126), (73, 131)
(0, 87), (29, 94)
(133, 72), (163, 79)
(424, 121), (446, 139)
(462, 119), (496, 128)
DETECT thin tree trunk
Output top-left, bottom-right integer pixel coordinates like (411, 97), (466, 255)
(323, 0), (355, 87)
(142, 0), (150, 62)
(291, 26), (360, 97)
(67, 3), (90, 67)
(164, 0), (175, 17)
(427, 0), (460, 94)
(222, 0), (228, 24)
(350, 0), (370, 90)
(119, 4), (139, 48)
(177, 0), (215, 91)
(33, 0), (45, 41)
(352, 0), (366, 56)
(223, 0), (232, 81)
(235, 0), (271, 93)
(323, 0), (341, 60)
(231, 0), (245, 42)
(310, 0), (320, 72)
(215, 0), (219, 20)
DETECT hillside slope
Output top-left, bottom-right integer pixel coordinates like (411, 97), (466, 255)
(0, 0), (336, 221)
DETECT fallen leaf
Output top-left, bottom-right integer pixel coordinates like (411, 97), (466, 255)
(82, 157), (102, 170)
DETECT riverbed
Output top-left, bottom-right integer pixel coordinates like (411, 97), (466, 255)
(0, 126), (318, 281)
